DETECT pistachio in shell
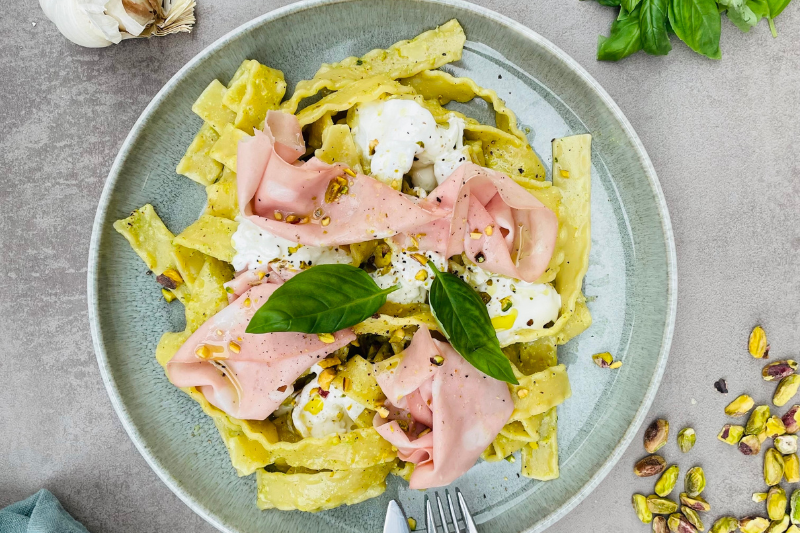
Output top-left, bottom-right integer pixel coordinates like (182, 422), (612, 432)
(726, 394), (755, 417)
(717, 424), (744, 445)
(655, 465), (680, 497)
(682, 506), (705, 531)
(740, 434), (763, 456)
(783, 405), (800, 434)
(709, 517), (738, 533)
(747, 405), (772, 436)
(636, 454), (667, 477)
(645, 419), (670, 453)
(633, 493), (654, 523)
(768, 486), (788, 521)
(680, 492), (711, 512)
(684, 467), (706, 498)
(775, 376), (800, 408)
(776, 435), (799, 455)
(764, 360), (799, 381)
(678, 428), (696, 453)
(653, 515), (668, 533)
(766, 448), (786, 486)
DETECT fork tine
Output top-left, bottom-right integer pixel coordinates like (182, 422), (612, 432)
(456, 489), (478, 533)
(445, 490), (461, 533)
(425, 496), (438, 533)
(436, 492), (450, 532)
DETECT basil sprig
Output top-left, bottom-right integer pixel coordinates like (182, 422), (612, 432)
(245, 264), (398, 334)
(427, 261), (519, 385)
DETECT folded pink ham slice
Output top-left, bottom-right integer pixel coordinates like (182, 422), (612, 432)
(397, 163), (558, 283)
(167, 276), (354, 420)
(237, 111), (442, 245)
(373, 326), (513, 489)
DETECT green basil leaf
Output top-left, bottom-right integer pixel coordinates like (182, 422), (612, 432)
(596, 0), (623, 6)
(597, 6), (644, 61)
(245, 264), (398, 334)
(427, 262), (518, 385)
(719, 0), (758, 31)
(668, 0), (722, 59)
(640, 0), (673, 54)
(623, 0), (643, 11)
(751, 0), (792, 35)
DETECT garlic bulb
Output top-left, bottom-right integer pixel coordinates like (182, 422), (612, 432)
(39, 0), (195, 48)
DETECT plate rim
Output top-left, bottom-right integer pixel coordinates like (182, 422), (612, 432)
(87, 1), (677, 531)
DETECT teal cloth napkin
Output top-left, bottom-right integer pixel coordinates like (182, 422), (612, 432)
(0, 490), (89, 533)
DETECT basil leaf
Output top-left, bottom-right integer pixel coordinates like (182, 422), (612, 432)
(597, 6), (643, 61)
(596, 0), (623, 6)
(427, 262), (518, 385)
(640, 0), (672, 54)
(668, 0), (722, 59)
(719, 0), (758, 31)
(245, 264), (398, 334)
(748, 0), (791, 35)
(623, 0), (643, 11)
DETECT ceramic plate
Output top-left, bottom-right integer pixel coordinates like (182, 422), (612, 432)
(88, 1), (677, 531)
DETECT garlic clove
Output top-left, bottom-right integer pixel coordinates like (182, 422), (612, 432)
(104, 0), (155, 37)
(39, 0), (120, 47)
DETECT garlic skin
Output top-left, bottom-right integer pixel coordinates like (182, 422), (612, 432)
(40, 0), (125, 47)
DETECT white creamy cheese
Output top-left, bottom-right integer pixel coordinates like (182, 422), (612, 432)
(459, 261), (561, 344)
(370, 241), (447, 305)
(292, 365), (367, 439)
(231, 216), (351, 273)
(351, 99), (470, 191)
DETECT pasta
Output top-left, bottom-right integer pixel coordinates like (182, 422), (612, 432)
(114, 20), (593, 512)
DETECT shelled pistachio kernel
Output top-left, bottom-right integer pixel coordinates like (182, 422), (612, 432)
(775, 376), (800, 407)
(768, 486), (788, 521)
(749, 325), (769, 358)
(789, 527), (800, 533)
(709, 517), (738, 533)
(776, 435), (799, 455)
(682, 506), (704, 531)
(653, 515), (668, 533)
(685, 467), (706, 498)
(768, 515), (790, 533)
(655, 465), (680, 497)
(768, 416), (788, 438)
(764, 360), (799, 381)
(740, 434), (763, 456)
(680, 493), (711, 512)
(717, 424), (745, 445)
(765, 448), (786, 486)
(647, 495), (679, 515)
(783, 406), (800, 434)
(678, 428), (696, 453)
(645, 419), (670, 453)
(785, 454), (800, 483)
(635, 454), (667, 477)
(791, 489), (800, 525)
(747, 405), (772, 435)
(633, 494), (653, 523)
(754, 493), (769, 503)
(739, 517), (770, 533)
(726, 394), (755, 417)
(667, 513), (682, 532)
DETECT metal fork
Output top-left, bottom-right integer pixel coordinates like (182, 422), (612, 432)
(424, 489), (478, 533)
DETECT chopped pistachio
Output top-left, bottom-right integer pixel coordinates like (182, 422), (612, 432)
(786, 454), (800, 483)
(764, 360), (799, 381)
(768, 416), (788, 438)
(750, 325), (769, 358)
(678, 428), (696, 453)
(741, 434), (763, 456)
(768, 486), (789, 521)
(647, 495), (679, 514)
(407, 517), (416, 531)
(791, 489), (800, 525)
(726, 394), (755, 417)
(766, 448), (786, 486)
(740, 517), (771, 533)
(609, 360), (623, 369)
(161, 288), (177, 302)
(635, 454), (667, 477)
(680, 493), (711, 512)
(645, 419), (671, 453)
(592, 352), (612, 368)
(754, 493), (769, 502)
(633, 494), (654, 523)
(784, 406), (800, 434)
(747, 405), (772, 435)
(767, 515), (790, 533)
(776, 435), (799, 455)
(717, 424), (744, 445)
(684, 467), (706, 498)
(653, 515), (668, 533)
(655, 465), (680, 497)
(709, 517), (738, 533)
(682, 506), (705, 531)
(776, 376), (800, 408)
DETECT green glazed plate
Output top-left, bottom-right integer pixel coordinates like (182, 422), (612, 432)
(88, 0), (677, 531)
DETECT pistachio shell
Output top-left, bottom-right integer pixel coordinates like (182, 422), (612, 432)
(726, 394), (755, 417)
(685, 467), (706, 498)
(655, 465), (680, 497)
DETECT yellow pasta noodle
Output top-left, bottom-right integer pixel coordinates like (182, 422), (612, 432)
(173, 214), (238, 263)
(176, 123), (223, 186)
(521, 407), (559, 480)
(113, 204), (176, 275)
(208, 123), (251, 172)
(192, 79), (236, 133)
(509, 364), (571, 422)
(223, 60), (287, 134)
(314, 124), (363, 172)
(182, 257), (233, 332)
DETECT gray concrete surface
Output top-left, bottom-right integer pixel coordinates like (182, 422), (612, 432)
(1, 0), (799, 531)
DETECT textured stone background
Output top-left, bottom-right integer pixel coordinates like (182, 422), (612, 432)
(1, 0), (799, 531)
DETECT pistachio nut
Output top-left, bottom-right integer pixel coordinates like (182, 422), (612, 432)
(647, 495), (679, 515)
(791, 489), (800, 525)
(672, 514), (700, 533)
(766, 448), (787, 486)
(739, 517), (772, 533)
(775, 376), (800, 407)
(726, 394), (755, 417)
(740, 434), (763, 456)
(784, 406), (800, 434)
(767, 515), (791, 533)
(786, 454), (800, 483)
(750, 325), (769, 359)
(653, 515), (668, 533)
(645, 419), (671, 453)
(764, 360), (799, 381)
(655, 465), (680, 497)
(768, 486), (788, 521)
(754, 493), (770, 502)
(634, 493), (654, 523)
(747, 405), (772, 435)
(669, 513), (683, 532)
(709, 517), (738, 533)
(717, 424), (745, 445)
(776, 435), (799, 455)
(760, 430), (770, 443)
(788, 527), (800, 533)
(680, 493), (711, 512)
(685, 467), (706, 498)
(592, 352), (612, 368)
(767, 416), (788, 438)
(682, 506), (705, 531)
(635, 454), (667, 477)
(678, 428), (696, 453)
